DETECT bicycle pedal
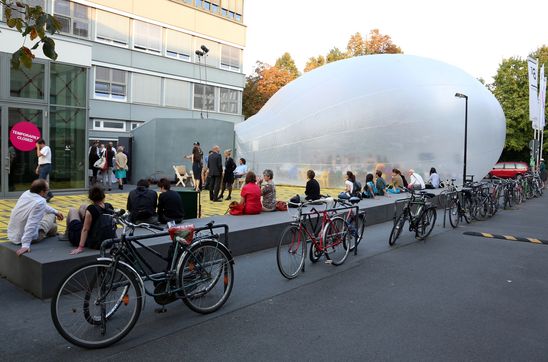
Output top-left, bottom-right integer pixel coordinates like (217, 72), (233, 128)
(154, 307), (168, 314)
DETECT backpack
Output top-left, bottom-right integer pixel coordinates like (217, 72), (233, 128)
(132, 190), (154, 221)
(352, 180), (362, 197)
(87, 205), (116, 249)
(401, 174), (409, 188)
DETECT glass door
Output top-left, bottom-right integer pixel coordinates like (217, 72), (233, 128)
(1, 104), (46, 195)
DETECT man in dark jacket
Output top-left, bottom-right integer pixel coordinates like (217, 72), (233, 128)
(207, 145), (223, 201)
(157, 178), (184, 224)
(127, 179), (158, 223)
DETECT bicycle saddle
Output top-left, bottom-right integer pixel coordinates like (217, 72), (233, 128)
(419, 191), (436, 198)
(348, 197), (361, 204)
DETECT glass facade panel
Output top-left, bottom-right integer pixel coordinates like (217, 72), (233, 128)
(10, 63), (45, 99)
(193, 84), (215, 111)
(50, 63), (87, 107)
(220, 88), (239, 114)
(49, 106), (86, 189)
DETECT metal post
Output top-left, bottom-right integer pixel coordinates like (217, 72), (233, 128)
(463, 96), (468, 185)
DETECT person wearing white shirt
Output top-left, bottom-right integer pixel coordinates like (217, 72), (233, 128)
(36, 139), (54, 201)
(407, 169), (426, 190)
(8, 179), (64, 256)
(426, 167), (441, 189)
(233, 158), (248, 178)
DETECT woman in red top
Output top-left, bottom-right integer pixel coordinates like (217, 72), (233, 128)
(239, 171), (262, 215)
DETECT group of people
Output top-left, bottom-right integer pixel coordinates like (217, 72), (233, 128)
(88, 141), (128, 191)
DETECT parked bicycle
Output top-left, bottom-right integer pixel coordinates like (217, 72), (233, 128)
(51, 212), (234, 349)
(389, 190), (437, 246)
(333, 196), (366, 253)
(277, 198), (350, 279)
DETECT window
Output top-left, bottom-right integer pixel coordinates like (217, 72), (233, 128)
(133, 20), (162, 53)
(96, 10), (129, 46)
(130, 122), (142, 130)
(132, 74), (161, 105)
(10, 62), (45, 99)
(94, 66), (127, 100)
(221, 45), (241, 71)
(220, 88), (239, 114)
(193, 84), (216, 111)
(10, 0), (45, 20)
(54, 0), (90, 38)
(50, 63), (87, 107)
(165, 79), (190, 108)
(166, 29), (192, 61)
(93, 119), (126, 131)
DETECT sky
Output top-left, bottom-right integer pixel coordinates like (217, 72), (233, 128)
(242, 0), (548, 82)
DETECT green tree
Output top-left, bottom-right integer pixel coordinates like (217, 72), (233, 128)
(275, 52), (300, 78)
(304, 55), (326, 73)
(1, 0), (61, 69)
(346, 32), (367, 57)
(326, 47), (347, 63)
(365, 28), (403, 54)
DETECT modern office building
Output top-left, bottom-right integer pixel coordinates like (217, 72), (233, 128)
(0, 0), (245, 195)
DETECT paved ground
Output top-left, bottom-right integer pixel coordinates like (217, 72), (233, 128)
(1, 192), (547, 361)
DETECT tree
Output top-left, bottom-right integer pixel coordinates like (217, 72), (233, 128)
(275, 52), (300, 78)
(326, 47), (347, 63)
(304, 55), (326, 73)
(1, 0), (61, 69)
(346, 32), (367, 57)
(365, 28), (403, 55)
(242, 61), (268, 119)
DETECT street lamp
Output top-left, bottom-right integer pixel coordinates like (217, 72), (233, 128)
(455, 92), (468, 185)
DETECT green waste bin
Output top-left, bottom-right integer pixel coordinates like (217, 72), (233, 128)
(175, 188), (199, 219)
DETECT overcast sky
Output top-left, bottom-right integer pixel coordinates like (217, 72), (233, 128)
(243, 0), (548, 82)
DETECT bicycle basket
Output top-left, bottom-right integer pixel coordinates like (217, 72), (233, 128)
(169, 224), (195, 245)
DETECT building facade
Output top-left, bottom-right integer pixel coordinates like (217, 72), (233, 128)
(0, 0), (245, 196)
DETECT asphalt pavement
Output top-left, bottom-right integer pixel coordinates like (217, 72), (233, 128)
(2, 193), (548, 361)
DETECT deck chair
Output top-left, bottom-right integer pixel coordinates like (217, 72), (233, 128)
(173, 165), (191, 187)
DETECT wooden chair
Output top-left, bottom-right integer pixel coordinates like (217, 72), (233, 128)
(173, 165), (192, 187)
(317, 170), (330, 188)
(233, 171), (248, 189)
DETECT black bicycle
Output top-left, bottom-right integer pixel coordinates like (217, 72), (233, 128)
(51, 212), (234, 349)
(389, 190), (437, 246)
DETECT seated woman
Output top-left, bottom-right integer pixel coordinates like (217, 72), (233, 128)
(375, 170), (387, 196)
(259, 169), (277, 212)
(362, 173), (377, 199)
(157, 178), (185, 224)
(68, 185), (115, 255)
(339, 171), (359, 199)
(230, 171), (262, 215)
(425, 167), (441, 189)
(387, 168), (406, 194)
(304, 169), (321, 201)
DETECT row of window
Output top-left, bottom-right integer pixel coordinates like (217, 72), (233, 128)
(2, 0), (243, 72)
(94, 66), (240, 114)
(92, 119), (142, 132)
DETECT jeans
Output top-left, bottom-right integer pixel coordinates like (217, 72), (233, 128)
(38, 164), (51, 180)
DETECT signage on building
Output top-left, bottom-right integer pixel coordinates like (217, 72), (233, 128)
(9, 122), (41, 151)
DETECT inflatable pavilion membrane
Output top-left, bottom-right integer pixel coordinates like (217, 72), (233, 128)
(235, 54), (506, 188)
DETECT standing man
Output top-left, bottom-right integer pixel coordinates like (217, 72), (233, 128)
(207, 145), (223, 201)
(186, 141), (203, 191)
(36, 139), (53, 201)
(8, 179), (64, 256)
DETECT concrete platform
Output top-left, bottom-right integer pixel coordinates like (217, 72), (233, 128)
(0, 190), (444, 299)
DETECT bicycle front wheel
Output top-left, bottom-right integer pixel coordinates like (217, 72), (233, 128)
(51, 261), (142, 349)
(348, 213), (366, 252)
(322, 217), (349, 265)
(448, 198), (459, 228)
(389, 214), (406, 246)
(178, 240), (234, 314)
(277, 225), (307, 279)
(415, 207), (437, 240)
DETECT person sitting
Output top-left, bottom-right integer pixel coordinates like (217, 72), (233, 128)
(8, 179), (64, 256)
(407, 169), (426, 191)
(157, 178), (185, 224)
(259, 169), (277, 212)
(127, 179), (158, 224)
(230, 171), (262, 215)
(304, 169), (321, 201)
(68, 185), (115, 255)
(375, 170), (387, 196)
(363, 173), (377, 199)
(339, 171), (361, 199)
(233, 158), (248, 178)
(425, 167), (441, 189)
(387, 168), (406, 194)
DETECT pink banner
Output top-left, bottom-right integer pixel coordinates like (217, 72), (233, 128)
(10, 122), (41, 152)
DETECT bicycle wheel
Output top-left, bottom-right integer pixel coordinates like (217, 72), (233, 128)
(389, 213), (406, 246)
(415, 207), (437, 240)
(448, 198), (460, 228)
(178, 240), (234, 314)
(51, 261), (142, 349)
(321, 216), (349, 265)
(463, 197), (472, 223)
(277, 225), (307, 279)
(348, 212), (366, 252)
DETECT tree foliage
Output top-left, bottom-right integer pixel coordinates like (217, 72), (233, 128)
(365, 28), (403, 55)
(1, 0), (61, 69)
(304, 55), (325, 73)
(326, 46), (347, 63)
(346, 32), (367, 57)
(275, 52), (300, 78)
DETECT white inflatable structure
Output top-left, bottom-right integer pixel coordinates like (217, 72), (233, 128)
(235, 55), (505, 187)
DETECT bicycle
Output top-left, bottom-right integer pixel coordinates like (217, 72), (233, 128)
(276, 198), (350, 279)
(389, 190), (437, 246)
(332, 197), (366, 252)
(51, 212), (234, 349)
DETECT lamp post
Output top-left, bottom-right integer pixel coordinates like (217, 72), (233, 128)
(195, 45), (210, 119)
(455, 92), (468, 185)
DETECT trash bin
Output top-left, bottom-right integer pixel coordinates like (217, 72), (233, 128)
(175, 188), (199, 219)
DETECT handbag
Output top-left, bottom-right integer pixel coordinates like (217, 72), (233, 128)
(94, 157), (106, 169)
(228, 200), (245, 216)
(275, 201), (288, 211)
